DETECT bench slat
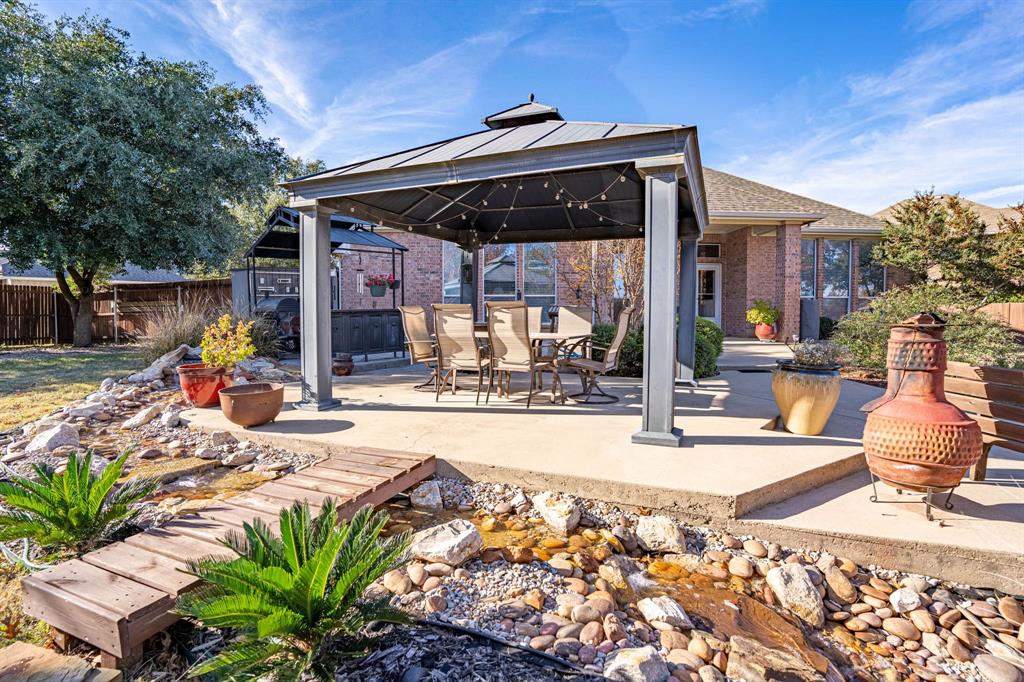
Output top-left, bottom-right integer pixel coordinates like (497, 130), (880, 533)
(946, 394), (1024, 425)
(944, 376), (1024, 405)
(945, 362), (1024, 386)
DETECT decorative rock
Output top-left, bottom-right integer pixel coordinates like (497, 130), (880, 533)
(223, 451), (256, 466)
(974, 654), (1022, 682)
(945, 635), (971, 661)
(421, 576), (441, 592)
(424, 594), (447, 613)
(160, 409), (181, 428)
(572, 603), (601, 624)
(882, 617), (921, 641)
(824, 565), (858, 605)
(728, 556), (753, 578)
(908, 609), (936, 633)
(580, 620), (604, 646)
(742, 539), (768, 558)
(636, 515), (688, 553)
(407, 563), (426, 586)
(382, 569), (412, 595)
(195, 446), (221, 460)
(121, 404), (162, 430)
(553, 637), (582, 657)
(604, 646), (670, 682)
(25, 423), (78, 454)
(638, 596), (693, 629)
(660, 629), (690, 651)
(424, 562), (453, 577)
(604, 614), (628, 642)
(137, 447), (163, 459)
(998, 596), (1023, 626)
(951, 619), (980, 648)
(766, 564), (825, 627)
(725, 635), (821, 682)
(410, 480), (443, 509)
(889, 587), (922, 614)
(548, 558), (574, 577)
(698, 665), (725, 682)
(408, 519), (483, 565)
(666, 649), (704, 669)
(531, 491), (581, 534)
(530, 635), (555, 650)
(209, 431), (238, 447)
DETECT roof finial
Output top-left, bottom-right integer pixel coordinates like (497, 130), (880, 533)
(529, 93), (535, 102)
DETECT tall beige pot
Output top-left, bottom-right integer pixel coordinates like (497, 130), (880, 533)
(771, 361), (842, 436)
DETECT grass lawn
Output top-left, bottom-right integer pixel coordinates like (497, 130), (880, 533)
(0, 346), (141, 433)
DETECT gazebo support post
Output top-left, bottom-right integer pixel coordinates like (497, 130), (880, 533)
(676, 237), (698, 385)
(296, 203), (340, 411)
(632, 156), (684, 447)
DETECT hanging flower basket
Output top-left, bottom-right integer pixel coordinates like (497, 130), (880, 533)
(365, 273), (395, 297)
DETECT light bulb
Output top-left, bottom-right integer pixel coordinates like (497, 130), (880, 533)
(620, 177), (625, 183)
(601, 194), (606, 200)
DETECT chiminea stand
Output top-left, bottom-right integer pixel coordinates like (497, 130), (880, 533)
(867, 472), (956, 523)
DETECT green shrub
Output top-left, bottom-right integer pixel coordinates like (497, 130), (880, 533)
(819, 317), (837, 339)
(589, 316), (724, 379)
(745, 299), (780, 326)
(832, 284), (1024, 374)
(178, 501), (410, 681)
(0, 451), (157, 554)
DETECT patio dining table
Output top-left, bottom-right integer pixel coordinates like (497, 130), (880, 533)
(474, 330), (592, 403)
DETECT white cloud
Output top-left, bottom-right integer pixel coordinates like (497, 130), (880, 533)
(721, 1), (1024, 214)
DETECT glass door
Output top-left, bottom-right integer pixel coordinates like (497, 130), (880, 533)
(697, 263), (721, 326)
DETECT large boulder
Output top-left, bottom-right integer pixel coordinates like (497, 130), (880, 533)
(725, 636), (824, 682)
(766, 564), (825, 628)
(409, 519), (482, 566)
(635, 515), (687, 553)
(410, 480), (443, 509)
(124, 343), (190, 383)
(637, 596), (693, 629)
(25, 423), (78, 455)
(531, 491), (580, 534)
(604, 646), (670, 682)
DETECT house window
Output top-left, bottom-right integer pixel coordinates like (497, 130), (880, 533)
(857, 241), (885, 301)
(524, 243), (556, 322)
(800, 239), (816, 298)
(483, 243), (517, 302)
(821, 239), (851, 320)
(441, 241), (462, 304)
(697, 243), (720, 259)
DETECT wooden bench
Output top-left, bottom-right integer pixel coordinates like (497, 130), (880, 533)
(944, 361), (1024, 481)
(21, 447), (435, 669)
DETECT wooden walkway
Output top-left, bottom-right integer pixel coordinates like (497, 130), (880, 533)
(21, 446), (435, 670)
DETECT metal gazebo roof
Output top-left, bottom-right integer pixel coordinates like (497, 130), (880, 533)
(246, 206), (408, 260)
(281, 97), (708, 247)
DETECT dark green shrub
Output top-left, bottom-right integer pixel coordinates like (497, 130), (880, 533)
(694, 335), (718, 378)
(589, 316), (724, 379)
(819, 317), (837, 339)
(832, 284), (1024, 374)
(178, 501), (410, 680)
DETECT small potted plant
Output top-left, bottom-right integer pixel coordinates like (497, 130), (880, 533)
(771, 339), (845, 436)
(746, 299), (780, 341)
(177, 314), (255, 407)
(365, 273), (396, 297)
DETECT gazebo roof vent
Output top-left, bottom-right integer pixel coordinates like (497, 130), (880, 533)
(482, 94), (564, 129)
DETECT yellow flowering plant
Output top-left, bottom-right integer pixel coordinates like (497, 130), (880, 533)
(200, 314), (257, 368)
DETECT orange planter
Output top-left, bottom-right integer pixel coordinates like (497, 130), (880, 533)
(177, 363), (233, 407)
(754, 323), (776, 342)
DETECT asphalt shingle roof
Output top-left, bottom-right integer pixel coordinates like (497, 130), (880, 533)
(0, 260), (186, 283)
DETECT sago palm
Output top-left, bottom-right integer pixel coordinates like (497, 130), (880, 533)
(0, 451), (157, 554)
(177, 500), (411, 681)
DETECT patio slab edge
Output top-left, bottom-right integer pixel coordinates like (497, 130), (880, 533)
(733, 450), (868, 517)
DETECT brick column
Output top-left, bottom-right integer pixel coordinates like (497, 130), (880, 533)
(775, 223), (802, 342)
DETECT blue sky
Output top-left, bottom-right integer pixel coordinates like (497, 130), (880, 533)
(37, 0), (1024, 214)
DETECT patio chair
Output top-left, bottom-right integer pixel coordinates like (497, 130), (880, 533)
(565, 304), (634, 404)
(556, 305), (593, 360)
(528, 306), (542, 334)
(485, 301), (560, 408)
(432, 304), (489, 404)
(399, 305), (437, 391)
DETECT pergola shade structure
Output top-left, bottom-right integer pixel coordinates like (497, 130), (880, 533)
(282, 99), (709, 446)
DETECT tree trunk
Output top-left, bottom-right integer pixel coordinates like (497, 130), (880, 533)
(72, 291), (95, 347)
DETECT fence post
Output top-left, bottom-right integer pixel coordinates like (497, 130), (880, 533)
(113, 286), (119, 344)
(52, 290), (59, 345)
(177, 285), (183, 314)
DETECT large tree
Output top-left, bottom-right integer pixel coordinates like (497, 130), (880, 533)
(0, 4), (283, 345)
(873, 191), (1024, 303)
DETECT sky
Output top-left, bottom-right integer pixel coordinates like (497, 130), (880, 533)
(35, 0), (1024, 215)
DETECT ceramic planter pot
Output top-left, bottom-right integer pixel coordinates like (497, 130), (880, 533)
(177, 363), (233, 407)
(369, 284), (387, 297)
(218, 382), (284, 428)
(772, 361), (842, 436)
(755, 323), (776, 342)
(332, 353), (354, 376)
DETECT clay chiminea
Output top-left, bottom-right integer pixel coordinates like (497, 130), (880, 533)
(861, 313), (982, 491)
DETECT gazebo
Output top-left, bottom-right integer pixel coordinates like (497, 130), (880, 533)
(281, 98), (708, 447)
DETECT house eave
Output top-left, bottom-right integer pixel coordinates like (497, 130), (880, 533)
(709, 210), (826, 225)
(802, 226), (883, 237)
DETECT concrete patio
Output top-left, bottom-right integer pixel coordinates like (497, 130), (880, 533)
(184, 366), (1024, 591)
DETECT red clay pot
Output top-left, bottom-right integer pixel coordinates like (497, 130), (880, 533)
(177, 363), (233, 407)
(861, 313), (982, 491)
(754, 323), (776, 342)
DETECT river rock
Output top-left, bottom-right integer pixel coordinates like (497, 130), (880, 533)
(974, 654), (1022, 682)
(604, 646), (670, 682)
(195, 446), (221, 460)
(882, 617), (920, 641)
(572, 603), (601, 624)
(531, 491), (581, 534)
(725, 635), (822, 682)
(410, 480), (443, 509)
(742, 539), (768, 558)
(160, 409), (181, 428)
(728, 556), (754, 578)
(637, 596), (693, 629)
(25, 423), (78, 454)
(580, 620), (604, 646)
(824, 565), (858, 605)
(209, 430), (238, 447)
(125, 344), (190, 383)
(660, 629), (690, 651)
(382, 569), (412, 595)
(409, 519), (483, 565)
(223, 451), (255, 466)
(67, 402), (106, 418)
(635, 515), (688, 553)
(889, 587), (922, 614)
(766, 564), (825, 628)
(604, 613), (628, 642)
(699, 665), (725, 682)
(121, 404), (160, 429)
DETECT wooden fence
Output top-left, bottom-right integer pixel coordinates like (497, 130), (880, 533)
(981, 302), (1024, 333)
(1, 280), (231, 346)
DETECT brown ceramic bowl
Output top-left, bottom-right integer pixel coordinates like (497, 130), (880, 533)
(218, 382), (284, 428)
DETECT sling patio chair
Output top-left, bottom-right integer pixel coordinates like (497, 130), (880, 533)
(431, 303), (489, 404)
(556, 305), (594, 360)
(485, 301), (561, 408)
(564, 304), (634, 404)
(399, 305), (437, 391)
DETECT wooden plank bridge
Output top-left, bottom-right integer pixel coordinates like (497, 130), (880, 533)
(21, 447), (436, 670)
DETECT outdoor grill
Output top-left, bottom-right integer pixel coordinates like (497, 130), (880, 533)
(254, 295), (300, 351)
